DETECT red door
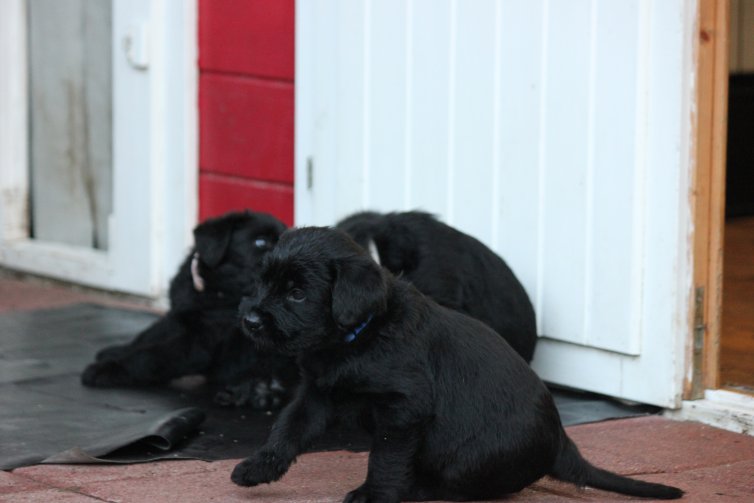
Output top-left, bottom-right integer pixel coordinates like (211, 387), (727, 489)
(198, 0), (295, 225)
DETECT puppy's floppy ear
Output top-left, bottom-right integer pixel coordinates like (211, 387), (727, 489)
(332, 255), (388, 329)
(193, 218), (234, 268)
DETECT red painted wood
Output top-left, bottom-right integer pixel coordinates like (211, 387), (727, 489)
(199, 173), (294, 226)
(199, 0), (294, 81)
(199, 74), (294, 184)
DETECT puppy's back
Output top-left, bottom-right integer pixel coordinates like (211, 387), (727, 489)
(337, 211), (537, 362)
(409, 297), (561, 492)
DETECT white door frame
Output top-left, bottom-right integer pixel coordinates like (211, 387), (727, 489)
(0, 0), (197, 297)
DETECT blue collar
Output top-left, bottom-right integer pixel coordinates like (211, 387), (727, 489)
(344, 314), (374, 343)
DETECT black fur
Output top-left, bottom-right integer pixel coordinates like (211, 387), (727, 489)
(81, 210), (296, 410)
(232, 227), (683, 502)
(336, 211), (537, 362)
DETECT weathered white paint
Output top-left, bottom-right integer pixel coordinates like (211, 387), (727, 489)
(666, 389), (754, 436)
(28, 0), (113, 250)
(296, 0), (697, 407)
(0, 0), (28, 242)
(0, 0), (197, 297)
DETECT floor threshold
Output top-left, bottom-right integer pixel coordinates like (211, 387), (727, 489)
(666, 388), (754, 436)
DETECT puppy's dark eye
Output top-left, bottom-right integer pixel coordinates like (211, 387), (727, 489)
(254, 237), (269, 249)
(287, 288), (306, 303)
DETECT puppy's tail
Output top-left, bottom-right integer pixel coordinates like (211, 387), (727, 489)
(550, 436), (683, 499)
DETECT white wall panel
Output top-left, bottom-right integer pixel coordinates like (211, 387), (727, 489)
(539, 0), (591, 347)
(496, 0), (544, 329)
(365, 0), (407, 211)
(297, 0), (696, 407)
(406, 0), (451, 215)
(586, 0), (645, 354)
(447, 0), (498, 245)
(333, 0), (367, 216)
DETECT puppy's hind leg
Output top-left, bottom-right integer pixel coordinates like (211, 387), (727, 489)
(402, 479), (476, 503)
(343, 428), (423, 503)
(82, 317), (211, 387)
(345, 463), (476, 503)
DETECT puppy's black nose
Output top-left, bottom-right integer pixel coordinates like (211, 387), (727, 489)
(243, 311), (263, 332)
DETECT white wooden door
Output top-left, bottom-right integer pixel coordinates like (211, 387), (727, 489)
(0, 0), (197, 297)
(296, 0), (697, 407)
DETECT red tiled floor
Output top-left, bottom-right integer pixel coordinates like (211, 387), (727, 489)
(1, 470), (105, 502)
(0, 470), (47, 496)
(9, 419), (754, 502)
(0, 272), (155, 314)
(565, 416), (754, 474)
(64, 454), (367, 503)
(13, 460), (215, 487)
(2, 272), (754, 501)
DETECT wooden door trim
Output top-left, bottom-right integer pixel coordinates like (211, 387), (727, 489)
(689, 0), (729, 398)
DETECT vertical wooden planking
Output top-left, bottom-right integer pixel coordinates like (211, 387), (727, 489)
(535, 0), (550, 334)
(364, 0), (407, 212)
(331, 0), (367, 220)
(402, 0), (414, 210)
(0, 0), (29, 241)
(584, 0), (643, 354)
(302, 0), (338, 225)
(490, 0), (503, 251)
(406, 0), (451, 216)
(620, 0), (695, 402)
(539, 0), (592, 344)
(297, 0), (696, 405)
(447, 0), (497, 246)
(445, 0), (457, 225)
(496, 0), (545, 318)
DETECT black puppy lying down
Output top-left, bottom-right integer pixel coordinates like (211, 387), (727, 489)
(232, 227), (682, 502)
(337, 211), (537, 362)
(81, 210), (296, 409)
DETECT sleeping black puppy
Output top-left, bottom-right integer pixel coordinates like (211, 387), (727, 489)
(231, 227), (683, 502)
(336, 211), (537, 362)
(81, 210), (297, 409)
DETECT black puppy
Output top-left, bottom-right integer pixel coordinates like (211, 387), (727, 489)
(231, 227), (682, 502)
(336, 211), (537, 362)
(81, 210), (296, 409)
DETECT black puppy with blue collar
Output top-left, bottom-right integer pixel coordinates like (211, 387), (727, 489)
(233, 227), (682, 502)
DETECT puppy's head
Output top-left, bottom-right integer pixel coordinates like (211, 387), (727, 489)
(239, 227), (389, 355)
(191, 210), (287, 294)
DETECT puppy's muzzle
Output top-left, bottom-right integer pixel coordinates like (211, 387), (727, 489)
(242, 311), (263, 333)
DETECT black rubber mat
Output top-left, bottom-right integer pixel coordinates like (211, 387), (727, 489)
(0, 304), (369, 470)
(0, 304), (655, 470)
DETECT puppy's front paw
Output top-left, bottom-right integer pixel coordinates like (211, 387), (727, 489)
(231, 451), (290, 487)
(81, 360), (132, 387)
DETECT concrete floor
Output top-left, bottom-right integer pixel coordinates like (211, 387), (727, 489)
(1, 270), (753, 502)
